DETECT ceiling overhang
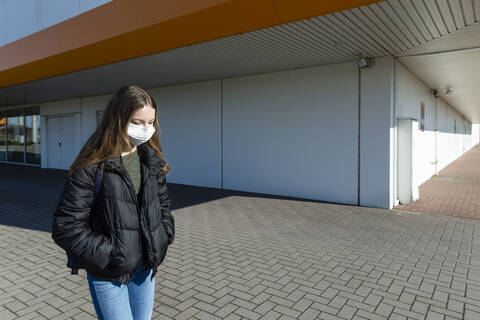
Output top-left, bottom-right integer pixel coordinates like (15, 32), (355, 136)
(0, 0), (382, 88)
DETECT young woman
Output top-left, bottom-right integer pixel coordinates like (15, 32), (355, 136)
(51, 86), (175, 320)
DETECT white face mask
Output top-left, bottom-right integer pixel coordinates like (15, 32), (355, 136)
(127, 122), (156, 146)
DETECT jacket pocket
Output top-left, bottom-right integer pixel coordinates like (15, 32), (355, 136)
(106, 229), (142, 276)
(150, 223), (169, 268)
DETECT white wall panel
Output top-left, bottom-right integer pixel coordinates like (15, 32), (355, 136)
(436, 99), (471, 171)
(473, 124), (480, 145)
(40, 98), (81, 116)
(37, 83), (223, 185)
(149, 81), (222, 188)
(80, 94), (111, 145)
(396, 62), (437, 187)
(396, 61), (475, 189)
(223, 62), (359, 204)
(360, 56), (395, 209)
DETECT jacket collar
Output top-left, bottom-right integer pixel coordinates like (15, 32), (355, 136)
(103, 143), (165, 170)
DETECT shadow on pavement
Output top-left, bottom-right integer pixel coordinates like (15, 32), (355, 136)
(0, 162), (330, 233)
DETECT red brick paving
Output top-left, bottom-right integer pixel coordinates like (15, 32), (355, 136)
(395, 144), (480, 219)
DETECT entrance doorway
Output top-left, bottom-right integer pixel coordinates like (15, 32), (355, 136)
(47, 115), (76, 170)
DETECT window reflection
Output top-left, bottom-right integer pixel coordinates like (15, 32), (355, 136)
(6, 108), (24, 163)
(0, 111), (5, 161)
(1, 106), (40, 165)
(25, 106), (41, 164)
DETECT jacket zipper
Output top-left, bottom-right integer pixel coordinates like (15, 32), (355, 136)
(116, 165), (143, 282)
(140, 163), (155, 270)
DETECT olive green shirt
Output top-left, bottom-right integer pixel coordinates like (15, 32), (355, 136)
(121, 149), (141, 194)
(121, 148), (147, 267)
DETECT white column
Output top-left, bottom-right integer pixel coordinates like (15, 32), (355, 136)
(359, 56), (395, 209)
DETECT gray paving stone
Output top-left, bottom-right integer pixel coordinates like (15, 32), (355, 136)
(0, 309), (17, 320)
(446, 299), (464, 314)
(337, 304), (357, 319)
(223, 314), (241, 320)
(232, 297), (257, 310)
(364, 293), (382, 306)
(310, 302), (338, 315)
(194, 310), (221, 320)
(426, 310), (445, 319)
(261, 309), (282, 320)
(328, 295), (348, 309)
(297, 308), (320, 320)
(317, 311), (344, 320)
(291, 298), (312, 313)
(412, 301), (429, 314)
(194, 301), (220, 314)
(374, 301), (393, 317)
(465, 309), (480, 320)
(355, 309), (386, 320)
(2, 172), (480, 319)
(389, 313), (407, 320)
(254, 301), (276, 315)
(399, 291), (416, 305)
(233, 306), (262, 320)
(272, 304), (301, 318)
(172, 306), (198, 320)
(392, 306), (424, 320)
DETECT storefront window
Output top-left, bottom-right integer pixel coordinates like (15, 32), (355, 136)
(0, 111), (6, 161)
(25, 106), (41, 164)
(1, 106), (41, 165)
(6, 108), (25, 163)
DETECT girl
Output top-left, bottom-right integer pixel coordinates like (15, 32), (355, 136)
(52, 86), (175, 320)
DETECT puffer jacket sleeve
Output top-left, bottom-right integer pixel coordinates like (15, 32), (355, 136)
(157, 167), (175, 244)
(51, 165), (114, 270)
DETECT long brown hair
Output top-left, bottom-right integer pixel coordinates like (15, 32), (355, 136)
(69, 86), (170, 175)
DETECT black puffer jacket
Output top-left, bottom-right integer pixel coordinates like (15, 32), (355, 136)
(51, 142), (174, 285)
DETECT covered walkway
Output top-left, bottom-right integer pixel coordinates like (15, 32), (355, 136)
(396, 144), (480, 220)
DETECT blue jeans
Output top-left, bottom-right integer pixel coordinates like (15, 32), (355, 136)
(87, 265), (155, 320)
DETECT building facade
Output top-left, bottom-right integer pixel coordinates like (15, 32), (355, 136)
(1, 0), (479, 209)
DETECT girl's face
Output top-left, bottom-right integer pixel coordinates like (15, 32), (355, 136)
(130, 105), (156, 128)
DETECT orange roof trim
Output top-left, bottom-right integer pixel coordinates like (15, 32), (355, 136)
(0, 0), (383, 87)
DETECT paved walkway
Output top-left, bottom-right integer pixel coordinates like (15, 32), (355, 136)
(396, 144), (480, 220)
(1, 163), (480, 319)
